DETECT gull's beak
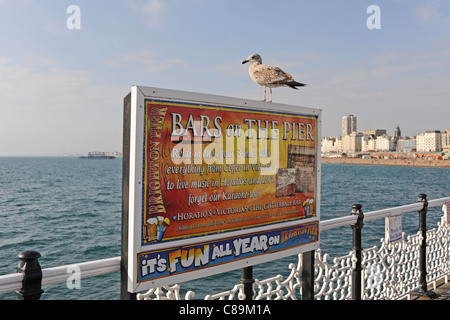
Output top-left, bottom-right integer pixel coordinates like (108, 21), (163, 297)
(242, 59), (249, 64)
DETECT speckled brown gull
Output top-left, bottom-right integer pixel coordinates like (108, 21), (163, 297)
(242, 53), (306, 102)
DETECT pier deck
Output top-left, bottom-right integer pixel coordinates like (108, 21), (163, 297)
(411, 281), (450, 300)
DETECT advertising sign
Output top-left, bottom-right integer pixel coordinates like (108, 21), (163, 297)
(138, 223), (319, 285)
(444, 201), (450, 225)
(125, 86), (321, 292)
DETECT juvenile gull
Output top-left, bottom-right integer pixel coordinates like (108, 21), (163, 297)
(242, 53), (306, 102)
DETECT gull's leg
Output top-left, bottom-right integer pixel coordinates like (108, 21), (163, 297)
(263, 86), (266, 102)
(269, 88), (272, 103)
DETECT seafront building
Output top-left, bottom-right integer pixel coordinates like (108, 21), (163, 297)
(416, 131), (442, 152)
(321, 137), (341, 153)
(342, 132), (362, 153)
(377, 134), (397, 152)
(396, 137), (416, 152)
(442, 131), (450, 153)
(361, 134), (376, 152)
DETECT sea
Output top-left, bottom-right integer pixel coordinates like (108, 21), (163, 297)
(0, 157), (448, 300)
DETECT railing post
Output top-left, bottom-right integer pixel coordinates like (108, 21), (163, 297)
(240, 266), (254, 300)
(301, 250), (315, 300)
(416, 193), (437, 298)
(15, 250), (44, 300)
(351, 204), (364, 300)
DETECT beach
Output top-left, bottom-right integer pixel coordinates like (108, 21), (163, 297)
(322, 157), (450, 168)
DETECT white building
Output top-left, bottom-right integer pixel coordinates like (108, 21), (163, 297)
(342, 132), (362, 153)
(376, 134), (395, 152)
(442, 131), (450, 152)
(416, 131), (442, 152)
(321, 137), (341, 153)
(397, 137), (416, 152)
(361, 135), (376, 152)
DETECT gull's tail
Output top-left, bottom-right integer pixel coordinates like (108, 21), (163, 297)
(285, 81), (307, 90)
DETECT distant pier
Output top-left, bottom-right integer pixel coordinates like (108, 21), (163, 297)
(79, 151), (116, 159)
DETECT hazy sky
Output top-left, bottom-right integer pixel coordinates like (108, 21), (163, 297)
(1, 0), (449, 156)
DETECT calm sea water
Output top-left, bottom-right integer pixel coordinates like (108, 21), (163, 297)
(0, 157), (448, 300)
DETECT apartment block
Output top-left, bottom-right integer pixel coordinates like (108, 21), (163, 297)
(321, 137), (341, 153)
(342, 115), (357, 137)
(416, 131), (442, 152)
(396, 137), (416, 152)
(342, 132), (362, 153)
(441, 131), (450, 152)
(376, 134), (395, 152)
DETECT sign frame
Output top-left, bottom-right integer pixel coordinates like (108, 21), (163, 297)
(123, 86), (322, 293)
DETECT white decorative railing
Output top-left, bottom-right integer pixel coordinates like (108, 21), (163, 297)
(135, 196), (450, 300)
(1, 196), (449, 300)
(313, 250), (354, 300)
(136, 284), (196, 300)
(204, 284), (246, 300)
(135, 213), (449, 301)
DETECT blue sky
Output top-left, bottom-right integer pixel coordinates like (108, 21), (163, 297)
(1, 0), (449, 156)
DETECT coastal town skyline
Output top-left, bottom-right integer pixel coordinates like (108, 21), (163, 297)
(322, 114), (450, 154)
(331, 114), (449, 138)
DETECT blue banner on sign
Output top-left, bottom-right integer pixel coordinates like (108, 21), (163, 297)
(138, 222), (318, 283)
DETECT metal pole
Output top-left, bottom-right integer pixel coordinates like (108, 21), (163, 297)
(301, 250), (315, 300)
(351, 204), (364, 300)
(240, 266), (254, 300)
(15, 250), (44, 300)
(417, 194), (436, 298)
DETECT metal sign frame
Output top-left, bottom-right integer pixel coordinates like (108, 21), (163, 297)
(123, 86), (321, 293)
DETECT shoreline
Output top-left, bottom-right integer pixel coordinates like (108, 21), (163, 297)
(322, 157), (450, 168)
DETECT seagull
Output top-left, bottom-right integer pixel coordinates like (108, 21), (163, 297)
(242, 53), (306, 102)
